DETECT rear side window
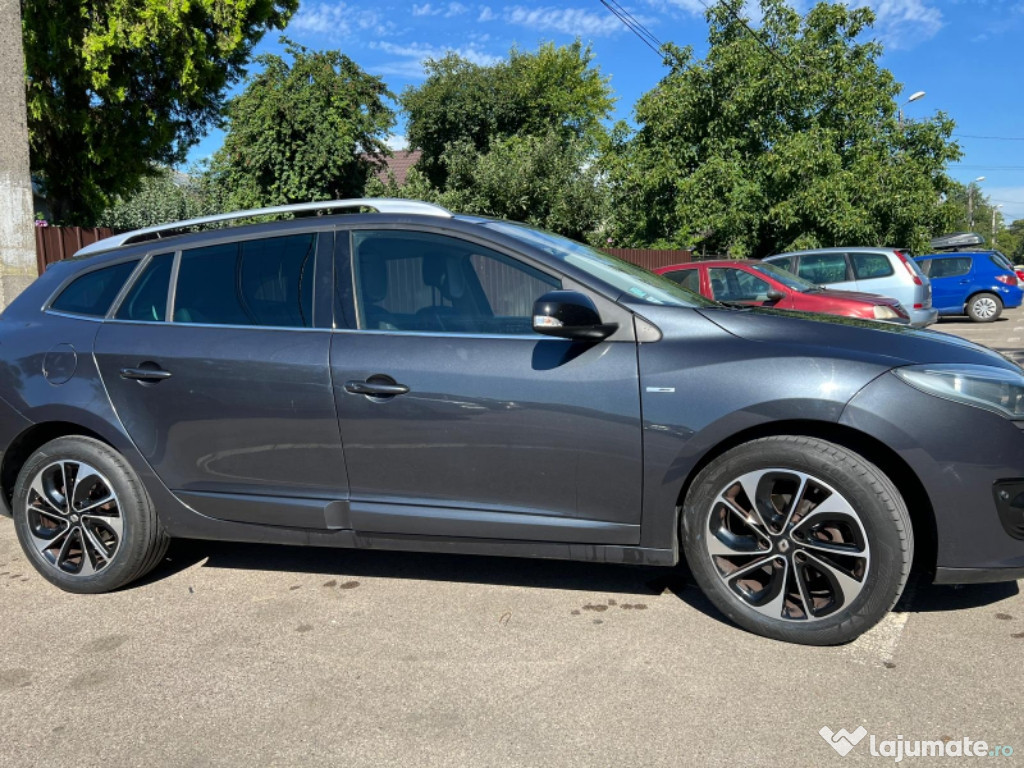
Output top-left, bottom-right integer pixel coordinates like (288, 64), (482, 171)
(50, 261), (137, 317)
(116, 253), (174, 322)
(663, 268), (701, 294)
(928, 257), (972, 278)
(173, 234), (316, 327)
(797, 253), (849, 284)
(850, 252), (895, 280)
(768, 256), (795, 272)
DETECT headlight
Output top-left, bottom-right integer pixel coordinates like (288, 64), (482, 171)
(893, 364), (1024, 419)
(872, 306), (899, 320)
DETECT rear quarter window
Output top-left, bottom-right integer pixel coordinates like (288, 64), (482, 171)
(663, 268), (701, 294)
(50, 260), (138, 317)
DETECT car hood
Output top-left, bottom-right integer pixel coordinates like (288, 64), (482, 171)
(692, 305), (1018, 371)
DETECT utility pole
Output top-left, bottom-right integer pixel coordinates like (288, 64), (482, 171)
(967, 177), (985, 231)
(993, 204), (1004, 246)
(0, 0), (36, 309)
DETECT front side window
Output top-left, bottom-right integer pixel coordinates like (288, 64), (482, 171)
(352, 230), (560, 334)
(928, 257), (972, 279)
(50, 260), (138, 317)
(116, 253), (174, 322)
(797, 253), (849, 284)
(173, 234), (316, 327)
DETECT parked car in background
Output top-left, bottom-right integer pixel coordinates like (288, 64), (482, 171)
(763, 248), (937, 328)
(913, 251), (1023, 322)
(4, 199), (1024, 648)
(655, 260), (909, 323)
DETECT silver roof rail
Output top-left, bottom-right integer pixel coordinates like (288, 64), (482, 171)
(75, 198), (453, 257)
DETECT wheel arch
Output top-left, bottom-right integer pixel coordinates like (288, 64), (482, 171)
(1, 421), (114, 513)
(674, 419), (937, 575)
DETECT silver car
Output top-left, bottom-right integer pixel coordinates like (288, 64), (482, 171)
(764, 247), (938, 327)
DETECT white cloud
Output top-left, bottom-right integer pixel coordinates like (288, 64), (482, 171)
(386, 134), (409, 151)
(370, 40), (502, 78)
(860, 0), (943, 48)
(502, 5), (630, 36)
(413, 2), (469, 16)
(289, 3), (394, 37)
(478, 5), (496, 21)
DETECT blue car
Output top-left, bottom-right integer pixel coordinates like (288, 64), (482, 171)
(914, 251), (1023, 322)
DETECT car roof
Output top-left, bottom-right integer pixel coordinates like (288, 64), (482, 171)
(767, 247), (898, 258)
(663, 259), (762, 268)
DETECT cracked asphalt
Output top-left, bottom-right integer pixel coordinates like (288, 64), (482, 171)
(1, 309), (1022, 768)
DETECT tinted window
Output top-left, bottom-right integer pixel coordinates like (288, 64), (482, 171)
(850, 252), (894, 280)
(173, 234), (316, 327)
(709, 267), (771, 302)
(928, 257), (972, 278)
(116, 253), (173, 322)
(51, 261), (137, 317)
(769, 256), (796, 272)
(663, 268), (701, 294)
(353, 230), (559, 334)
(797, 253), (849, 284)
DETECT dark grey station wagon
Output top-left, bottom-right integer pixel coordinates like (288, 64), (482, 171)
(2, 199), (1023, 645)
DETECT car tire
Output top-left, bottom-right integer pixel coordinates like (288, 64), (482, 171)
(966, 292), (1002, 323)
(12, 436), (169, 593)
(681, 436), (913, 645)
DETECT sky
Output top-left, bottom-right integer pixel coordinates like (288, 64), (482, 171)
(186, 0), (1024, 223)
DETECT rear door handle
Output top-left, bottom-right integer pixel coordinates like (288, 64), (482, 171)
(120, 367), (172, 382)
(344, 379), (409, 396)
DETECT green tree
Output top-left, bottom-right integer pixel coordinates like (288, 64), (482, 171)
(604, 0), (962, 256)
(97, 166), (221, 230)
(402, 41), (614, 188)
(370, 131), (609, 242)
(22, 0), (297, 223)
(207, 40), (394, 210)
(996, 219), (1024, 261)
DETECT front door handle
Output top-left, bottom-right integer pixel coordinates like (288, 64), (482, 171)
(344, 379), (409, 396)
(120, 367), (172, 382)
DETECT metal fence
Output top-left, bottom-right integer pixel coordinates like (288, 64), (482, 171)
(34, 227), (693, 276)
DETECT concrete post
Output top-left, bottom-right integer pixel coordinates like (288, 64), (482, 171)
(0, 0), (37, 309)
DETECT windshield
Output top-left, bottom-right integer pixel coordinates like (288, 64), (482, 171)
(748, 262), (816, 292)
(482, 221), (714, 307)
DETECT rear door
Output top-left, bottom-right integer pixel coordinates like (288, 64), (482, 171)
(708, 266), (780, 307)
(94, 229), (347, 529)
(328, 226), (643, 544)
(794, 252), (855, 290)
(849, 251), (898, 296)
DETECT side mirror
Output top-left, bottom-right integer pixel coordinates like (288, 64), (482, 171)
(766, 289), (785, 302)
(532, 290), (618, 341)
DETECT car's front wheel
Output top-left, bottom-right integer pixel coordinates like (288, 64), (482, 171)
(967, 292), (1002, 323)
(12, 436), (168, 593)
(681, 436), (913, 645)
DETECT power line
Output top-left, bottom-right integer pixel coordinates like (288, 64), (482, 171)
(605, 0), (663, 48)
(690, 0), (800, 77)
(951, 164), (1024, 171)
(955, 134), (1024, 142)
(599, 0), (663, 58)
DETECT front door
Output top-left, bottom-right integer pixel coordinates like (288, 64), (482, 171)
(94, 230), (347, 529)
(330, 228), (643, 544)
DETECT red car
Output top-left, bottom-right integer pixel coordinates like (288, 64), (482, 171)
(656, 260), (909, 323)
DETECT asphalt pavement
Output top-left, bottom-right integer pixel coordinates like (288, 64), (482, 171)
(1, 310), (1022, 768)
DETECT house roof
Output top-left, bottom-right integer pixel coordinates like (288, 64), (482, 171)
(375, 150), (422, 186)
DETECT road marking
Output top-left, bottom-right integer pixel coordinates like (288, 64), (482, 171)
(842, 578), (917, 666)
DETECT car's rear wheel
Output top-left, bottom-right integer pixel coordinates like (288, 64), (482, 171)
(12, 436), (168, 593)
(967, 292), (1002, 323)
(681, 436), (912, 645)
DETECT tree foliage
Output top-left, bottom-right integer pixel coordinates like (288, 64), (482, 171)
(604, 0), (963, 256)
(393, 41), (612, 239)
(401, 41), (614, 188)
(97, 166), (220, 230)
(370, 131), (608, 243)
(22, 0), (297, 223)
(206, 40), (394, 210)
